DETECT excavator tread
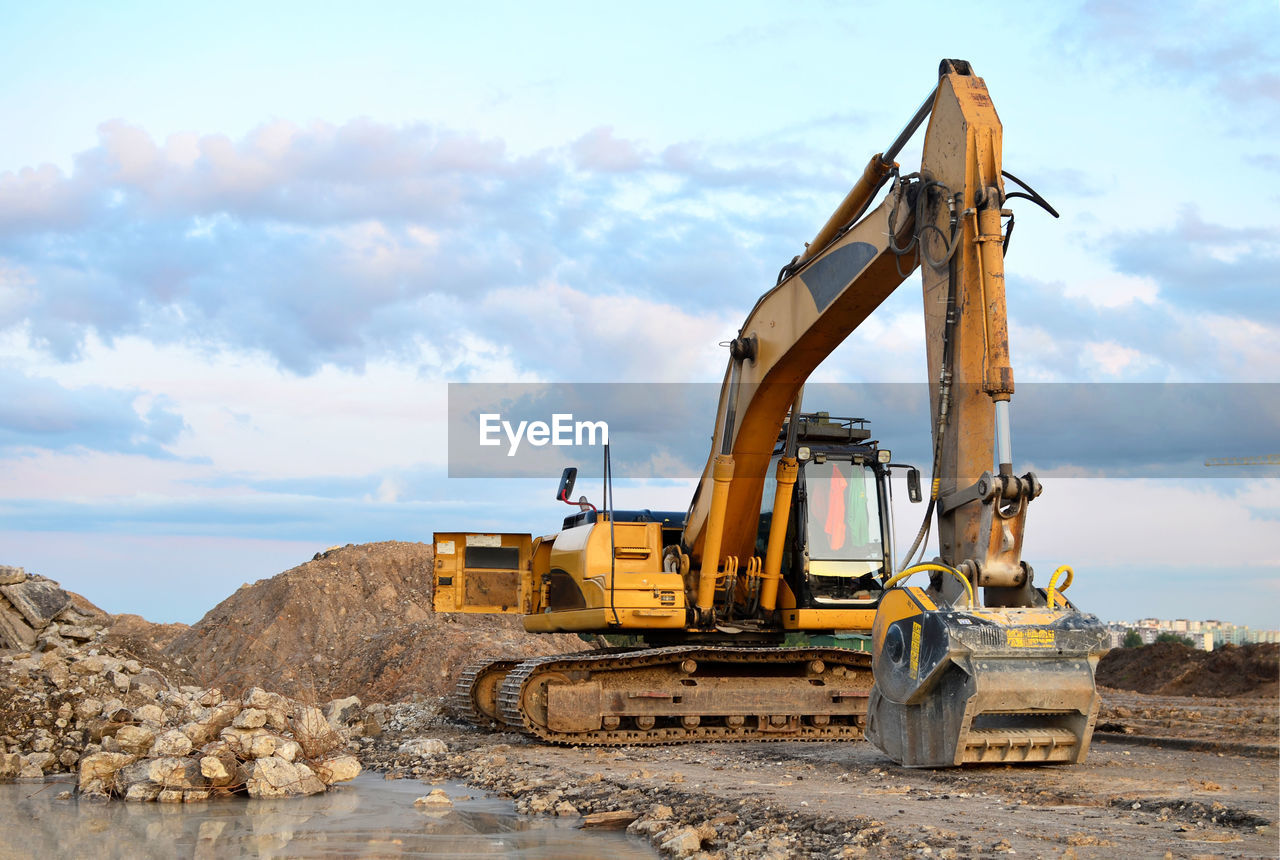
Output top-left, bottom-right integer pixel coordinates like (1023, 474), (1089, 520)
(452, 658), (522, 727)
(495, 645), (873, 746)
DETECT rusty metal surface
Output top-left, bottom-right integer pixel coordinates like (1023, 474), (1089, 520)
(463, 570), (520, 608)
(496, 646), (874, 746)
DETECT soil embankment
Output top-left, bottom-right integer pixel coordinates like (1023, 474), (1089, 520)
(1097, 641), (1279, 698)
(163, 541), (587, 702)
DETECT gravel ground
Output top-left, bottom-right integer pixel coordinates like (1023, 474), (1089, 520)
(356, 692), (1278, 859)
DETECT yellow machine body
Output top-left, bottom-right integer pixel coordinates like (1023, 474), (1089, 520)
(438, 60), (1109, 762)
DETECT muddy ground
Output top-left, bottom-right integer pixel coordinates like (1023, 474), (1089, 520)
(365, 690), (1278, 860)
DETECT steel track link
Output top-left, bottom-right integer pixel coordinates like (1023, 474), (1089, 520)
(496, 646), (873, 746)
(452, 658), (521, 727)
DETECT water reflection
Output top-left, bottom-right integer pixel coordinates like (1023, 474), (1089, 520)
(1, 775), (656, 859)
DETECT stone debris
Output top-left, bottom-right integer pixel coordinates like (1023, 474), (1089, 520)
(579, 810), (639, 830)
(414, 788), (453, 807)
(0, 568), (112, 652)
(0, 633), (366, 803)
(397, 737), (447, 757)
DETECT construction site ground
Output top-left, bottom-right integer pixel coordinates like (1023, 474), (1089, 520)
(390, 688), (1278, 860)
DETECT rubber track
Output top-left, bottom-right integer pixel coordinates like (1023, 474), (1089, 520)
(496, 645), (873, 746)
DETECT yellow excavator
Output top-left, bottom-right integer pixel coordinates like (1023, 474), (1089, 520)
(434, 60), (1109, 767)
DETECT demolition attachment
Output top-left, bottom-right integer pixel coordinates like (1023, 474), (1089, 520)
(866, 584), (1108, 767)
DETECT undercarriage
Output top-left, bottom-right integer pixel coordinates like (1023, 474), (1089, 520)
(454, 646), (874, 746)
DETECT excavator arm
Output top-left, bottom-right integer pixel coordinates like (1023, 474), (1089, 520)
(683, 59), (1031, 609)
(680, 60), (1108, 766)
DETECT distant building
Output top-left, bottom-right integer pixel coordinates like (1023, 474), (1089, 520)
(1106, 616), (1277, 651)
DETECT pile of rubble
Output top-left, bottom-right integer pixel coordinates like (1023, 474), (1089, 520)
(1, 638), (367, 801)
(0, 566), (110, 652)
(165, 542), (587, 703)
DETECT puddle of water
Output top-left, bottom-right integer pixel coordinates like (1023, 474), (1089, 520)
(0, 774), (657, 859)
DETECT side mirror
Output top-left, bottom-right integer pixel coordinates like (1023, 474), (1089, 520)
(556, 467), (577, 502)
(906, 467), (923, 503)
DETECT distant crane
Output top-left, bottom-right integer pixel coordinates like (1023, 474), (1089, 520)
(1204, 455), (1280, 467)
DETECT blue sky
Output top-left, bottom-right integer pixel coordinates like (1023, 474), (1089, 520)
(1, 1), (1276, 627)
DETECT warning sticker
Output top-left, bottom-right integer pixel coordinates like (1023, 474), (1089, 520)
(467, 534), (502, 547)
(436, 540), (456, 555)
(1008, 628), (1055, 648)
(909, 621), (922, 679)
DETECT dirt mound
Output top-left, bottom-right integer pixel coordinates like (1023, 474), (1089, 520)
(98, 613), (193, 679)
(165, 541), (586, 702)
(1098, 642), (1279, 698)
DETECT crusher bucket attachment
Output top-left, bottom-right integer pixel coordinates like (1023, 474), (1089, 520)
(866, 586), (1110, 767)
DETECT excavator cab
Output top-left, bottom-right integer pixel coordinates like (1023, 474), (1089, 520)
(756, 413), (902, 614)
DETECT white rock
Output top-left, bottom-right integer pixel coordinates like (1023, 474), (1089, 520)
(232, 708), (268, 729)
(292, 707), (342, 759)
(134, 704), (164, 725)
(414, 788), (453, 807)
(246, 756), (324, 798)
(659, 826), (704, 858)
(199, 754), (239, 787)
(125, 781), (161, 802)
(397, 738), (447, 757)
(0, 754), (21, 779)
(152, 730), (193, 757)
(75, 698), (103, 721)
(274, 739), (303, 763)
(72, 656), (106, 676)
(147, 757), (205, 789)
(219, 727), (268, 757)
(247, 733), (279, 760)
(313, 754), (361, 785)
(78, 752), (135, 795)
(114, 725), (155, 755)
(324, 696), (362, 729)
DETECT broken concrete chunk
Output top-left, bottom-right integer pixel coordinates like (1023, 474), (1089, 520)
(0, 566), (27, 585)
(232, 708), (268, 729)
(114, 725), (156, 755)
(291, 707), (342, 759)
(0, 601), (38, 649)
(246, 756), (325, 798)
(324, 696), (362, 729)
(152, 729), (193, 757)
(78, 752), (136, 796)
(415, 788), (453, 807)
(398, 737), (447, 757)
(0, 579), (71, 628)
(313, 754), (361, 785)
(0, 753), (22, 780)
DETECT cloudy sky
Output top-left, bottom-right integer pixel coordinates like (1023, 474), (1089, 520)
(1, 1), (1276, 628)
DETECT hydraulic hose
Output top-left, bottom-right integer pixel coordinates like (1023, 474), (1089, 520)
(882, 562), (974, 609)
